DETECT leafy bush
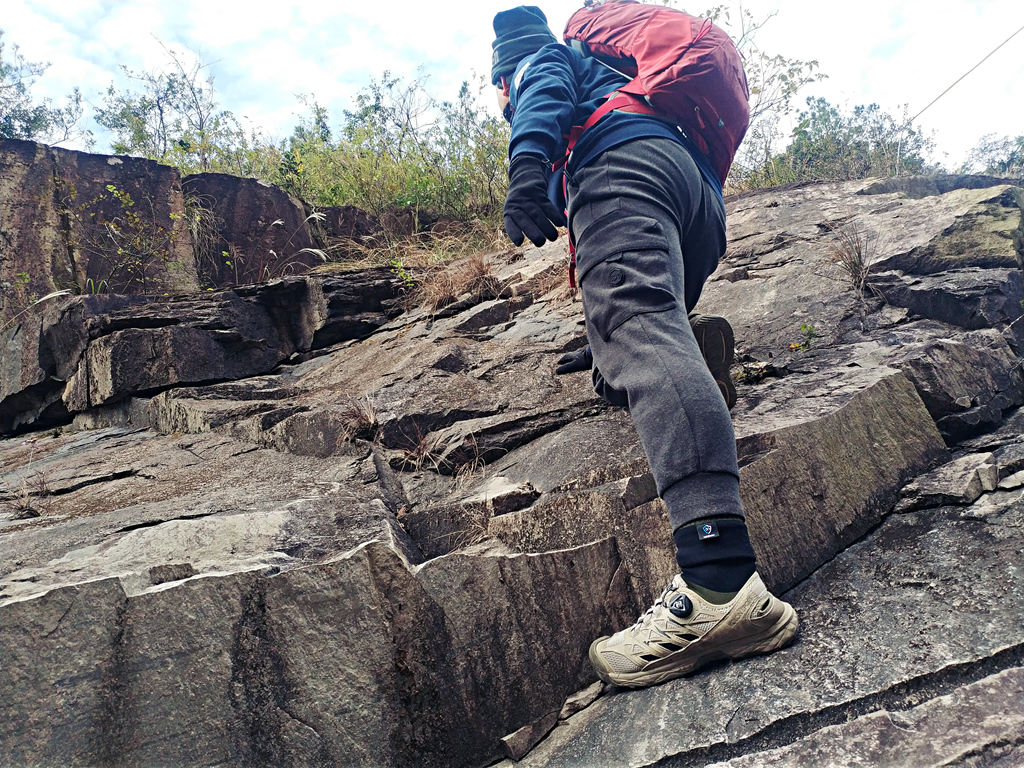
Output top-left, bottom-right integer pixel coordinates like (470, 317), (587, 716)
(274, 75), (510, 227)
(963, 134), (1024, 181)
(742, 98), (933, 187)
(60, 183), (184, 295)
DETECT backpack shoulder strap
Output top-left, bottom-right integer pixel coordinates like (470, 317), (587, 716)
(566, 91), (656, 153)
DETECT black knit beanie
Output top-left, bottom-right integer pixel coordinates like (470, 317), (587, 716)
(491, 6), (558, 85)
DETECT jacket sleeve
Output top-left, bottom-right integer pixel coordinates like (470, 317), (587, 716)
(508, 45), (584, 163)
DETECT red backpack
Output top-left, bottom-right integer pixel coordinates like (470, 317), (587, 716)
(563, 0), (749, 185)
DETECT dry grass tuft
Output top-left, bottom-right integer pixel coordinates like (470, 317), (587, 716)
(529, 262), (576, 302)
(826, 220), (885, 303)
(0, 469), (50, 520)
(399, 430), (453, 473)
(338, 396), (379, 441)
(409, 252), (505, 312)
(311, 219), (512, 295)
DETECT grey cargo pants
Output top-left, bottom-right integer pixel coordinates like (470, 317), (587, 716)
(566, 137), (744, 529)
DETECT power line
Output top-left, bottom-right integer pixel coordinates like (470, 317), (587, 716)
(910, 21), (1024, 123)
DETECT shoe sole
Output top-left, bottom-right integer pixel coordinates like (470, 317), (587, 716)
(590, 602), (799, 689)
(690, 314), (737, 409)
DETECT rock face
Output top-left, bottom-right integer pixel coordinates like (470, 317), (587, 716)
(2, 174), (1023, 767)
(0, 139), (198, 325)
(183, 173), (322, 287)
(0, 269), (406, 435)
(0, 139), (400, 328)
(0, 538), (631, 768)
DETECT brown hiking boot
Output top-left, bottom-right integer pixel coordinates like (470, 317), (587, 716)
(589, 572), (798, 688)
(690, 313), (736, 409)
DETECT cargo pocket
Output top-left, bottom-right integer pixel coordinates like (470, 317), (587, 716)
(577, 216), (678, 342)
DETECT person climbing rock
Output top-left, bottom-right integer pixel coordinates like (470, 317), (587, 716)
(491, 3), (798, 689)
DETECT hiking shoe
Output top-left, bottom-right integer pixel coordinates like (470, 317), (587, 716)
(690, 313), (737, 409)
(589, 572), (798, 688)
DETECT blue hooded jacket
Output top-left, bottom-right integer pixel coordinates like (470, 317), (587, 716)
(507, 42), (723, 205)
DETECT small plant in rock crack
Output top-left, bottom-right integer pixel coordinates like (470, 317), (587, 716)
(184, 191), (224, 289)
(441, 508), (494, 554)
(826, 220), (887, 308)
(397, 426), (454, 473)
(734, 361), (776, 384)
(339, 396), (379, 441)
(229, 212), (334, 285)
(790, 323), (818, 352)
(452, 435), (486, 490)
(60, 182), (185, 295)
(259, 212), (333, 281)
(0, 468), (51, 520)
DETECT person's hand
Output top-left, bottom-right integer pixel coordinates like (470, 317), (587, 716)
(504, 154), (566, 247)
(555, 345), (593, 375)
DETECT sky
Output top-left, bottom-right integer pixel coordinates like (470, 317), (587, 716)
(3, 0), (1023, 169)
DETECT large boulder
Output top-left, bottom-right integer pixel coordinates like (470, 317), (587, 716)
(182, 173), (322, 288)
(0, 139), (198, 325)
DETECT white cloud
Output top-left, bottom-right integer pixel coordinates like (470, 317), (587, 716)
(4, 0), (1022, 165)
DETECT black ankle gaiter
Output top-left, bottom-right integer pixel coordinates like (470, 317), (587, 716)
(673, 517), (757, 593)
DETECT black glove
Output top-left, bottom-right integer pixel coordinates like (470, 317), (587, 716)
(555, 345), (593, 375)
(504, 154), (566, 248)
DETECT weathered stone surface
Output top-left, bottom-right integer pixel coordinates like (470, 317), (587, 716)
(858, 173), (1021, 199)
(702, 180), (1022, 363)
(734, 370), (947, 591)
(491, 486), (677, 607)
(472, 410), (647, 496)
(183, 172), (320, 288)
(875, 267), (1024, 331)
(3, 175), (1024, 768)
(500, 486), (1024, 768)
(707, 667), (1024, 768)
(493, 363), (944, 599)
(1, 139), (198, 326)
(886, 329), (1024, 443)
(869, 185), (1023, 273)
(897, 452), (999, 511)
(1, 139), (76, 319)
(402, 478), (540, 559)
(0, 578), (129, 767)
(0, 427), (404, 596)
(502, 711), (561, 762)
(318, 204), (380, 240)
(63, 285), (314, 411)
(0, 270), (405, 435)
(559, 682), (604, 721)
(0, 293), (144, 433)
(0, 537), (632, 768)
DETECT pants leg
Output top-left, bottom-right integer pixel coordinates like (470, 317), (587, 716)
(567, 138), (743, 529)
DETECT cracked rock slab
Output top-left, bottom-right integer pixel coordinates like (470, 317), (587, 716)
(0, 538), (633, 768)
(1, 271), (405, 435)
(885, 330), (1024, 443)
(734, 369), (946, 591)
(0, 427), (407, 595)
(897, 452), (999, 512)
(500, 484), (1024, 768)
(706, 667), (1024, 768)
